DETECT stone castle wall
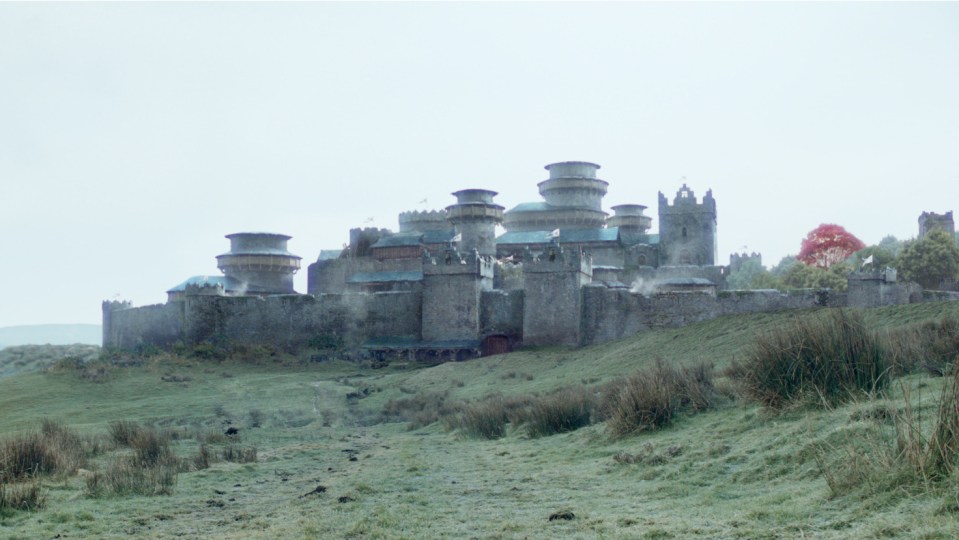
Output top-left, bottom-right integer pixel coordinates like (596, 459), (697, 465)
(106, 302), (183, 350)
(105, 269), (947, 354)
(581, 287), (849, 345)
(105, 291), (422, 352)
(480, 290), (524, 340)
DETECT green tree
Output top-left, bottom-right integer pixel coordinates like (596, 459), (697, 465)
(877, 235), (904, 257)
(783, 261), (851, 291)
(770, 255), (800, 277)
(849, 245), (896, 270)
(727, 259), (784, 290)
(896, 229), (959, 290)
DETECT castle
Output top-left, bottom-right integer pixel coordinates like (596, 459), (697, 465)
(103, 161), (945, 362)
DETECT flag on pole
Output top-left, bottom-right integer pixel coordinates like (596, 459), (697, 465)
(861, 254), (874, 269)
(548, 229), (560, 239)
(451, 232), (462, 243)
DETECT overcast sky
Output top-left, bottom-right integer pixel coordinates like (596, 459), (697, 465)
(2, 2), (958, 328)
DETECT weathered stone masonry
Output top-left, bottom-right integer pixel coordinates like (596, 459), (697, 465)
(103, 160), (955, 359)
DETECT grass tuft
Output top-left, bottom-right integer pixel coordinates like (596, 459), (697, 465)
(606, 361), (716, 438)
(516, 386), (596, 438)
(0, 420), (91, 481)
(0, 479), (46, 512)
(728, 309), (888, 408)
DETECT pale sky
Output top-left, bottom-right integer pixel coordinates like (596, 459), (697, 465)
(2, 2), (958, 327)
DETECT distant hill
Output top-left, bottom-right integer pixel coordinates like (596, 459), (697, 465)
(0, 324), (101, 349)
(0, 343), (101, 379)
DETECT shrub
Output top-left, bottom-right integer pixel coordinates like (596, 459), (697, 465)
(0, 420), (92, 481)
(86, 458), (177, 497)
(0, 480), (46, 512)
(190, 342), (227, 361)
(0, 433), (60, 480)
(606, 361), (716, 438)
(108, 420), (145, 447)
(884, 316), (959, 376)
(381, 391), (460, 430)
(518, 386), (596, 438)
(816, 367), (959, 497)
(193, 444), (214, 470)
(38, 419), (88, 474)
(130, 430), (174, 467)
(728, 309), (888, 408)
(220, 445), (257, 463)
(445, 395), (532, 440)
(606, 364), (680, 437)
(918, 365), (959, 479)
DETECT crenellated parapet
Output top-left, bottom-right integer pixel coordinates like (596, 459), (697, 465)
(659, 184), (717, 214)
(423, 247), (495, 279)
(399, 210), (451, 233)
(185, 282), (226, 296)
(729, 252), (762, 273)
(102, 299), (132, 311)
(919, 211), (955, 238)
(522, 244), (593, 276)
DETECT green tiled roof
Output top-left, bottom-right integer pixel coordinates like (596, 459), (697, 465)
(167, 275), (243, 293)
(497, 228), (620, 245)
(348, 271), (423, 284)
(369, 232), (424, 248)
(318, 249), (343, 260)
(506, 201), (596, 213)
(422, 230), (456, 244)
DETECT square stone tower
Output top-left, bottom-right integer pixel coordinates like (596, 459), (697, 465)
(919, 211), (955, 239)
(521, 244), (593, 347)
(421, 248), (494, 342)
(658, 184), (718, 266)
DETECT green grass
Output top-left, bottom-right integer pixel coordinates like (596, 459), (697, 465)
(1, 301), (959, 538)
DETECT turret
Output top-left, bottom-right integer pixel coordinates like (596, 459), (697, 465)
(502, 161), (610, 232)
(445, 189), (504, 257)
(919, 211), (955, 238)
(215, 232), (301, 294)
(608, 204), (652, 246)
(658, 184), (718, 266)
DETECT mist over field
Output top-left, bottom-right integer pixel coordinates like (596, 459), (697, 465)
(0, 324), (101, 349)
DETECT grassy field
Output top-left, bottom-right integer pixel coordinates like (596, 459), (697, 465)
(2, 303), (959, 539)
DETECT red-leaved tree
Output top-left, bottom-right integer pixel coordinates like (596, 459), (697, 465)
(797, 223), (865, 268)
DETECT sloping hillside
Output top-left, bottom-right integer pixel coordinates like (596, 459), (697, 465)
(1, 302), (958, 538)
(0, 343), (100, 378)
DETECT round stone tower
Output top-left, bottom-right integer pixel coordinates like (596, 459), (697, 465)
(445, 189), (504, 257)
(539, 161), (608, 211)
(215, 232), (301, 294)
(607, 204), (652, 232)
(502, 161), (609, 232)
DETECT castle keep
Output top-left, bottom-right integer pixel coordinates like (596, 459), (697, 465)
(103, 161), (934, 361)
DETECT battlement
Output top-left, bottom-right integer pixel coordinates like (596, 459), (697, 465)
(522, 244), (593, 275)
(919, 211), (955, 238)
(422, 247), (495, 278)
(398, 210), (450, 232)
(185, 282), (226, 296)
(102, 299), (132, 311)
(659, 184), (717, 213)
(729, 252), (762, 273)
